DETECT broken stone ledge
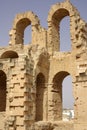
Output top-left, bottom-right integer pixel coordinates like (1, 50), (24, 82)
(30, 121), (73, 130)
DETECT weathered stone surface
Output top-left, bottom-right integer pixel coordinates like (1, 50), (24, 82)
(0, 0), (87, 130)
(30, 121), (73, 130)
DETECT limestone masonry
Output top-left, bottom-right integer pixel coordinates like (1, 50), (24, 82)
(0, 0), (87, 130)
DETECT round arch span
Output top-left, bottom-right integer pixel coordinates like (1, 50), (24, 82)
(51, 71), (74, 121)
(1, 50), (18, 59)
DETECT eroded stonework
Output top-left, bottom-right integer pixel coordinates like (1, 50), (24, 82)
(0, 0), (87, 130)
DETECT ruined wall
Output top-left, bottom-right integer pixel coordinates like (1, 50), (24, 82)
(9, 12), (47, 48)
(0, 0), (87, 130)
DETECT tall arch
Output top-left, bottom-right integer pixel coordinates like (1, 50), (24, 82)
(15, 18), (31, 45)
(9, 11), (40, 45)
(52, 71), (74, 120)
(35, 73), (45, 121)
(47, 1), (80, 52)
(0, 70), (6, 111)
(51, 8), (69, 52)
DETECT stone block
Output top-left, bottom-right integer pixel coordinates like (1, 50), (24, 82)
(16, 116), (24, 125)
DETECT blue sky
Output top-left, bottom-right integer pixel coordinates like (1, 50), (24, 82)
(0, 0), (87, 109)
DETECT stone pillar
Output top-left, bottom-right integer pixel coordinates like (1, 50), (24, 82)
(48, 83), (62, 121)
(23, 58), (34, 130)
(5, 56), (34, 130)
(43, 83), (48, 121)
(74, 62), (87, 130)
(35, 73), (48, 122)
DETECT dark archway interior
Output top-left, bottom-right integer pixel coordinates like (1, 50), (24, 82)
(52, 9), (69, 23)
(1, 51), (18, 58)
(53, 71), (69, 85)
(0, 70), (6, 111)
(35, 73), (45, 121)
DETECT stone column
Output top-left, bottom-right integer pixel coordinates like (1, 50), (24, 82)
(5, 56), (34, 130)
(74, 62), (87, 130)
(47, 83), (62, 121)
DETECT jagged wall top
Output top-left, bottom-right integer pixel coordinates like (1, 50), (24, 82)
(8, 0), (87, 54)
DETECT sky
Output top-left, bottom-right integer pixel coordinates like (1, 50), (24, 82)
(0, 0), (87, 109)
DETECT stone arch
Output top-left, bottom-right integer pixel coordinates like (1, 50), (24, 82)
(0, 70), (6, 111)
(51, 71), (73, 121)
(47, 0), (80, 52)
(35, 72), (45, 121)
(1, 50), (18, 58)
(34, 51), (49, 121)
(9, 11), (40, 45)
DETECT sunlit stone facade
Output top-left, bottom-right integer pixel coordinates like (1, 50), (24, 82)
(0, 0), (87, 130)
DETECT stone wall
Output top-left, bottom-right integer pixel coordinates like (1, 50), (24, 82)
(0, 0), (87, 130)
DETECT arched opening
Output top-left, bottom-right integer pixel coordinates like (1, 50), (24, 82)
(52, 8), (71, 52)
(16, 18), (31, 45)
(0, 70), (6, 111)
(35, 73), (45, 121)
(1, 51), (18, 59)
(52, 71), (74, 120)
(24, 25), (31, 44)
(62, 75), (74, 121)
(60, 16), (71, 52)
